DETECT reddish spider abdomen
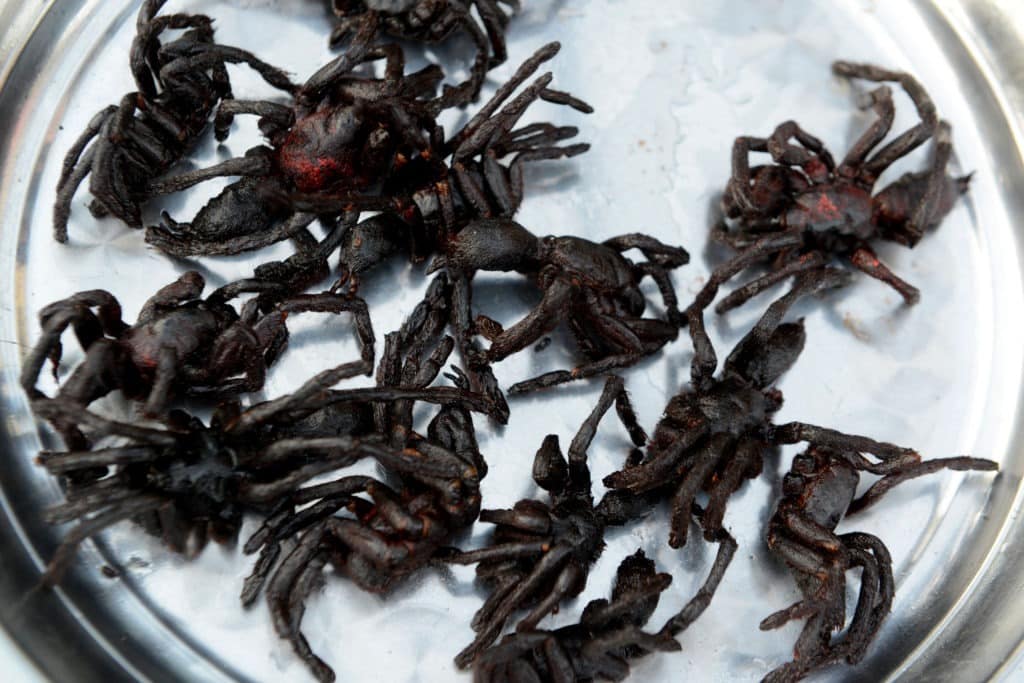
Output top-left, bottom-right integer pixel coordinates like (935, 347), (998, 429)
(277, 108), (365, 193)
(872, 171), (970, 245)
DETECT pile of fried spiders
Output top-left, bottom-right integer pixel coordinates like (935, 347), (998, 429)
(19, 1), (999, 682)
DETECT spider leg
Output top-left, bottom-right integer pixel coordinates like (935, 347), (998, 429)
(267, 524), (335, 683)
(444, 540), (549, 567)
(54, 105), (118, 241)
(602, 413), (708, 493)
(715, 251), (829, 314)
(41, 494), (165, 586)
(848, 244), (920, 304)
(848, 455), (997, 515)
(325, 517), (420, 570)
(832, 61), (938, 180)
(567, 376), (634, 481)
(722, 267), (849, 381)
(472, 574), (526, 634)
(516, 562), (585, 632)
(906, 120), (955, 243)
(840, 532), (894, 658)
(146, 152), (271, 196)
(240, 453), (374, 504)
(455, 544), (573, 668)
(447, 42), (561, 154)
(506, 141), (590, 198)
(836, 546), (882, 665)
(276, 292), (376, 367)
(160, 44), (297, 95)
(668, 434), (732, 548)
(771, 421), (918, 463)
(767, 120), (836, 172)
(136, 270), (203, 321)
(837, 86), (896, 172)
(149, 207), (318, 258)
(686, 231), (805, 315)
(37, 445), (157, 474)
(454, 71), (559, 162)
(31, 399), (179, 445)
(687, 305), (718, 388)
(216, 98), (294, 127)
(725, 135), (772, 216)
(479, 508), (552, 535)
(486, 279), (573, 362)
(702, 438), (763, 538)
(301, 13), (378, 100)
(141, 345), (179, 416)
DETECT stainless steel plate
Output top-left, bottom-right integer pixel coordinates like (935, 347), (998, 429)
(2, 1), (1024, 681)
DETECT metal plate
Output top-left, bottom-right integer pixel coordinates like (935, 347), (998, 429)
(2, 1), (1023, 681)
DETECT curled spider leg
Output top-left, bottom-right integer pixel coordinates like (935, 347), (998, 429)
(659, 524), (738, 638)
(767, 120), (836, 173)
(832, 61), (938, 180)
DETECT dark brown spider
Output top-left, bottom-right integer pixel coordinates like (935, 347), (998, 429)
(474, 539), (736, 683)
(20, 271), (374, 451)
(293, 42), (592, 294)
(762, 444), (995, 682)
(144, 35), (588, 268)
(236, 276), (492, 682)
(330, 0), (519, 104)
(30, 348), (496, 586)
(691, 61), (968, 316)
(54, 0), (297, 242)
(603, 269), (853, 548)
(444, 375), (653, 667)
(429, 218), (690, 393)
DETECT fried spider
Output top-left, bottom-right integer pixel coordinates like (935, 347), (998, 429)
(330, 0), (519, 103)
(20, 270), (374, 450)
(474, 540), (736, 683)
(145, 31), (588, 264)
(54, 0), (296, 242)
(444, 376), (653, 667)
(30, 353), (495, 586)
(761, 445), (996, 682)
(692, 61), (968, 316)
(236, 278), (491, 682)
(603, 269), (850, 548)
(428, 218), (690, 394)
(294, 42), (592, 293)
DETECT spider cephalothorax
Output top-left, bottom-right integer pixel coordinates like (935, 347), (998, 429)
(762, 445), (995, 682)
(692, 61), (968, 316)
(430, 218), (689, 393)
(446, 376), (653, 667)
(604, 269), (850, 548)
(54, 0), (297, 241)
(20, 271), (374, 449)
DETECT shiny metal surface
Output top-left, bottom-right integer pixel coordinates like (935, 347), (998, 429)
(1, 1), (1023, 681)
